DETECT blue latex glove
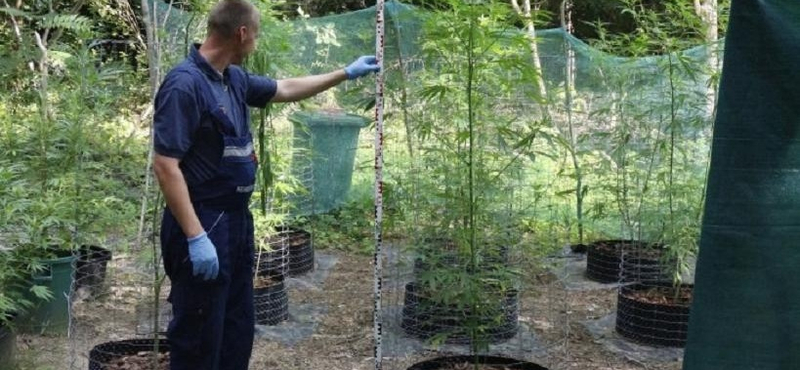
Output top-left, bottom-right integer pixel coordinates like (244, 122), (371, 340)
(187, 231), (219, 281)
(344, 55), (380, 80)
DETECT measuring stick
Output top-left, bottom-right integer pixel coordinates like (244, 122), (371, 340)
(373, 1), (386, 370)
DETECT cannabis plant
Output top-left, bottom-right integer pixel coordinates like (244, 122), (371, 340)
(407, 0), (544, 352)
(589, 0), (714, 285)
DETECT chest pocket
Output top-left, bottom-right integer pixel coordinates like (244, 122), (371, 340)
(180, 68), (257, 204)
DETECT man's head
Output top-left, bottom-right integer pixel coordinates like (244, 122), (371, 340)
(207, 0), (260, 63)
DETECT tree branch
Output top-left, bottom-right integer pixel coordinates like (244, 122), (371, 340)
(2, 0), (24, 45)
(34, 30), (49, 120)
(510, 0), (548, 109)
(160, 0), (175, 30)
(34, 30), (46, 53)
(136, 0), (162, 251)
(510, 0), (522, 15)
(119, 0), (145, 50)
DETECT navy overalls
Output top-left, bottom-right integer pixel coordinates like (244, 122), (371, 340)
(157, 46), (273, 370)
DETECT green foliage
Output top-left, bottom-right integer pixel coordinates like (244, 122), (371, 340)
(0, 0), (724, 339)
(413, 0), (542, 237)
(309, 194), (375, 255)
(0, 251), (52, 329)
(398, 0), (548, 353)
(588, 0), (728, 56)
(0, 162), (58, 327)
(253, 211), (288, 252)
(581, 0), (713, 287)
(0, 4), (148, 322)
(1, 1), (100, 92)
(39, 13), (92, 34)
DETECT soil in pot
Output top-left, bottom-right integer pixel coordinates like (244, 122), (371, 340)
(254, 274), (289, 326)
(104, 351), (169, 370)
(625, 284), (693, 306)
(401, 282), (518, 344)
(586, 240), (668, 283)
(615, 282), (692, 347)
(407, 355), (548, 370)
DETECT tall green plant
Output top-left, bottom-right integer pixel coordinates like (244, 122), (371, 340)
(590, 0), (713, 285)
(0, 165), (53, 328)
(245, 0), (296, 216)
(0, 0), (147, 330)
(410, 0), (542, 354)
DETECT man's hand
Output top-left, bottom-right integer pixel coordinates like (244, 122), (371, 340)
(344, 56), (380, 80)
(187, 231), (219, 280)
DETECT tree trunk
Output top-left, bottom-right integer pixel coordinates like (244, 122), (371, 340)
(511, 0), (547, 101)
(561, 0), (583, 244)
(34, 32), (49, 121)
(694, 0), (719, 117)
(136, 0), (162, 251)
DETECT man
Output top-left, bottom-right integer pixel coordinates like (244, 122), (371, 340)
(152, 1), (379, 369)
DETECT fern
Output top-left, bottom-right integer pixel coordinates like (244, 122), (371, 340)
(0, 6), (30, 18)
(39, 14), (93, 34)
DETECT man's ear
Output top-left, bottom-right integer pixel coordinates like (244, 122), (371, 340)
(237, 26), (248, 43)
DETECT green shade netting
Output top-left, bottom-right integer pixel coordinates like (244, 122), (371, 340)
(154, 1), (719, 222)
(683, 1), (800, 369)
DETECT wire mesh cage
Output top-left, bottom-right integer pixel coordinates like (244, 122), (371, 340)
(69, 238), (171, 370)
(585, 240), (671, 284)
(615, 281), (692, 348)
(254, 229), (290, 326)
(87, 338), (170, 370)
(254, 273), (289, 327)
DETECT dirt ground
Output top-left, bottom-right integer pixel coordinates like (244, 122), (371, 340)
(13, 248), (682, 370)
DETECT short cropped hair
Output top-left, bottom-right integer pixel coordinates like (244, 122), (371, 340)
(207, 0), (259, 38)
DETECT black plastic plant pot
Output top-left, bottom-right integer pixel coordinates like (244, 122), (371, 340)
(254, 274), (288, 326)
(75, 245), (112, 297)
(620, 246), (671, 283)
(400, 282), (519, 345)
(254, 239), (287, 278)
(282, 227), (314, 276)
(615, 282), (692, 347)
(569, 243), (588, 254)
(585, 240), (667, 283)
(407, 355), (548, 370)
(88, 338), (169, 370)
(0, 315), (16, 370)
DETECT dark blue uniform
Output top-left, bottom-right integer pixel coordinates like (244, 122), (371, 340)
(154, 44), (277, 370)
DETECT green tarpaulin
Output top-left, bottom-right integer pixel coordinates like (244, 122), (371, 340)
(684, 1), (800, 369)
